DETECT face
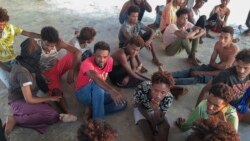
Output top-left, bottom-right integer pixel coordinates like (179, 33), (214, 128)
(94, 49), (109, 69)
(150, 83), (170, 103)
(128, 12), (139, 24)
(218, 32), (232, 47)
(87, 37), (95, 44)
(0, 21), (7, 33)
(221, 0), (230, 6)
(41, 40), (56, 54)
(127, 44), (140, 57)
(195, 0), (205, 8)
(177, 14), (188, 27)
(235, 60), (250, 79)
(206, 94), (227, 115)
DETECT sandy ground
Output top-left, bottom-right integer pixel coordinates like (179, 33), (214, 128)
(0, 0), (250, 141)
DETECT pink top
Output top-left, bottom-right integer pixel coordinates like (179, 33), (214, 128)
(162, 22), (194, 46)
(76, 56), (113, 89)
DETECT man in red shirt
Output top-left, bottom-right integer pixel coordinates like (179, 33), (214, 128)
(75, 41), (127, 119)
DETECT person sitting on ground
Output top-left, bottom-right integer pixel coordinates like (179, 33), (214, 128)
(110, 35), (148, 88)
(69, 27), (96, 62)
(243, 10), (250, 36)
(77, 120), (117, 141)
(186, 116), (240, 141)
(0, 7), (40, 88)
(188, 0), (207, 44)
(36, 26), (82, 114)
(134, 71), (175, 141)
(119, 5), (162, 73)
(196, 48), (250, 125)
(163, 8), (205, 66)
(4, 39), (77, 138)
(75, 41), (127, 120)
(159, 0), (186, 33)
(119, 0), (152, 24)
(176, 83), (238, 131)
(171, 26), (239, 85)
(206, 0), (230, 38)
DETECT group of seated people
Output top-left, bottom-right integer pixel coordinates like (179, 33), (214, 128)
(0, 0), (250, 140)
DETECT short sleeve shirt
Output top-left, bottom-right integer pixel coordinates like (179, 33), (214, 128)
(118, 21), (146, 45)
(134, 81), (174, 112)
(163, 22), (194, 46)
(212, 67), (250, 103)
(76, 56), (113, 89)
(0, 23), (23, 62)
(8, 64), (38, 102)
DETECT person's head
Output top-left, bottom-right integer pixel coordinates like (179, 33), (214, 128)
(0, 7), (9, 32)
(93, 41), (110, 69)
(221, 0), (230, 7)
(77, 27), (96, 44)
(207, 83), (233, 115)
(176, 8), (190, 27)
(235, 49), (250, 79)
(77, 120), (117, 141)
(150, 71), (175, 102)
(127, 6), (140, 24)
(126, 35), (144, 57)
(186, 116), (240, 141)
(194, 0), (206, 9)
(218, 26), (234, 47)
(40, 26), (60, 53)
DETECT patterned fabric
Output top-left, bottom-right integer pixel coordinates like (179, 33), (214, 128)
(134, 81), (174, 112)
(0, 23), (23, 62)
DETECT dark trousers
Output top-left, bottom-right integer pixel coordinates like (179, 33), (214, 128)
(195, 15), (207, 29)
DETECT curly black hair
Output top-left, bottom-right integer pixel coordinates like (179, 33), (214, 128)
(186, 117), (240, 141)
(235, 48), (250, 64)
(128, 35), (145, 48)
(41, 26), (60, 43)
(209, 83), (234, 103)
(77, 120), (117, 141)
(0, 7), (9, 22)
(94, 41), (110, 53)
(77, 27), (96, 44)
(151, 71), (175, 88)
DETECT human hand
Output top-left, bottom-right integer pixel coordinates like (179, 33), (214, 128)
(110, 90), (126, 105)
(175, 117), (186, 129)
(144, 41), (152, 50)
(49, 96), (62, 102)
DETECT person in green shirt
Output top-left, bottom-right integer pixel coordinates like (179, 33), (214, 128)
(0, 7), (40, 88)
(175, 83), (239, 131)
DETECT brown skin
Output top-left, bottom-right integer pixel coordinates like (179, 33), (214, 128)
(191, 32), (239, 77)
(86, 49), (126, 105)
(210, 0), (230, 26)
(196, 60), (250, 107)
(111, 44), (145, 86)
(136, 83), (171, 141)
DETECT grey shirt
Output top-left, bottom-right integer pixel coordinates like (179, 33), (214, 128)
(8, 63), (38, 102)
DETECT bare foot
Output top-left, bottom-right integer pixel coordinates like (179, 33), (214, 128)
(187, 58), (200, 66)
(5, 115), (16, 138)
(59, 114), (77, 122)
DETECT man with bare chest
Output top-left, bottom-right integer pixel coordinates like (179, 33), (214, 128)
(171, 26), (239, 85)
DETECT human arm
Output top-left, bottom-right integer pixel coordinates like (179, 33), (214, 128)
(174, 28), (203, 39)
(57, 40), (82, 84)
(86, 70), (126, 104)
(141, 0), (152, 12)
(21, 30), (40, 38)
(119, 54), (145, 80)
(142, 25), (156, 49)
(220, 9), (230, 26)
(22, 85), (61, 104)
(195, 81), (212, 107)
(119, 1), (131, 18)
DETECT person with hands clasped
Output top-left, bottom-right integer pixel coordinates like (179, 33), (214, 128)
(133, 71), (175, 141)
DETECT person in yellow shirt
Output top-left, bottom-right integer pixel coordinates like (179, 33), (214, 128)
(0, 7), (40, 88)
